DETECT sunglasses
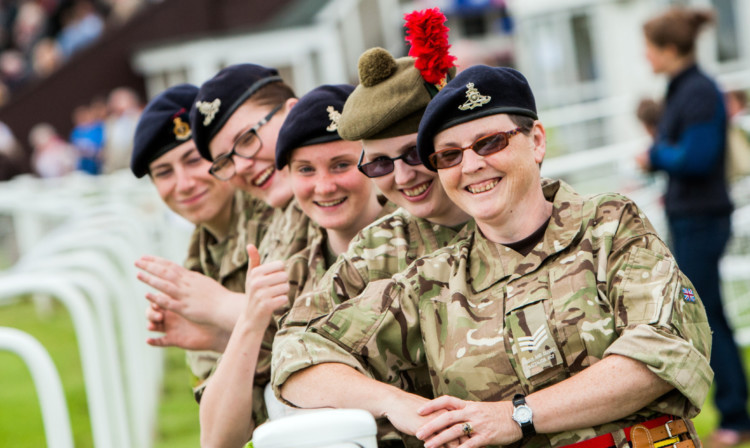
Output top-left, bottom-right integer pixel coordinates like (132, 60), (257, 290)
(357, 145), (422, 178)
(428, 127), (522, 170)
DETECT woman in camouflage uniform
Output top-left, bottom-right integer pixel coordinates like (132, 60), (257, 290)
(129, 82), (275, 402)
(280, 66), (711, 448)
(271, 47), (470, 448)
(135, 64), (307, 431)
(199, 84), (394, 447)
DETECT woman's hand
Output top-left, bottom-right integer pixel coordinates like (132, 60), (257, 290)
(416, 396), (521, 448)
(135, 254), (240, 329)
(635, 150), (652, 172)
(238, 244), (289, 331)
(146, 305), (230, 352)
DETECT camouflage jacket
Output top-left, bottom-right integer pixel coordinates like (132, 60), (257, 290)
(183, 190), (274, 426)
(284, 201), (399, 308)
(273, 204), (468, 447)
(257, 198), (312, 264)
(284, 180), (712, 448)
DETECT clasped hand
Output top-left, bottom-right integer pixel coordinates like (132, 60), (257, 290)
(413, 396), (521, 448)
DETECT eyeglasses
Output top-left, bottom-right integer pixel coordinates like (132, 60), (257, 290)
(209, 104), (283, 180)
(357, 145), (422, 178)
(428, 127), (522, 170)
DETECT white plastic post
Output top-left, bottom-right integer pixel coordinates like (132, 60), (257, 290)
(0, 327), (74, 448)
(0, 273), (118, 448)
(252, 409), (378, 448)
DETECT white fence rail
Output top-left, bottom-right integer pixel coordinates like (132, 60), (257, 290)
(0, 327), (74, 448)
(0, 171), (192, 447)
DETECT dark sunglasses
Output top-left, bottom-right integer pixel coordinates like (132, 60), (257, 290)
(357, 145), (422, 178)
(428, 127), (522, 170)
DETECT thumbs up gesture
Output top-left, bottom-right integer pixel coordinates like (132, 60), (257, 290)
(242, 244), (290, 330)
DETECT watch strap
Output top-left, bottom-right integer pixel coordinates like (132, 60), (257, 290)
(512, 394), (535, 437)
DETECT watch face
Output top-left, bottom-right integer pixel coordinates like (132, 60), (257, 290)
(513, 405), (533, 423)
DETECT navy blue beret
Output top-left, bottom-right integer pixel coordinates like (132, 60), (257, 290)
(190, 64), (282, 160)
(131, 83), (198, 178)
(417, 65), (538, 170)
(275, 84), (355, 170)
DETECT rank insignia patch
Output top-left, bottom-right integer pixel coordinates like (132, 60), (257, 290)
(458, 83), (491, 111)
(682, 288), (696, 302)
(173, 117), (191, 140)
(196, 99), (221, 126)
(326, 106), (342, 132)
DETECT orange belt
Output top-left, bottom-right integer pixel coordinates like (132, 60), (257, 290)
(565, 415), (692, 448)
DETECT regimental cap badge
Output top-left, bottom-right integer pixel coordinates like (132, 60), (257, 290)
(196, 99), (221, 126)
(458, 83), (491, 111)
(326, 105), (342, 132)
(172, 117), (191, 140)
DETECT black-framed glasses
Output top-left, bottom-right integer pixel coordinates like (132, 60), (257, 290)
(209, 103), (284, 180)
(357, 145), (422, 178)
(428, 127), (522, 170)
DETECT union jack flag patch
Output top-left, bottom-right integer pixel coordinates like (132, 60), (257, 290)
(682, 288), (696, 302)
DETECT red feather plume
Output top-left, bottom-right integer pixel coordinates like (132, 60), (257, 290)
(404, 8), (456, 86)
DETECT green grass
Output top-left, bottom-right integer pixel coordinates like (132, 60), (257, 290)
(0, 297), (200, 447)
(3, 296), (750, 447)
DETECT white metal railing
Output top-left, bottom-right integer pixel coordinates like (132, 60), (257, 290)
(0, 170), (191, 447)
(0, 327), (74, 448)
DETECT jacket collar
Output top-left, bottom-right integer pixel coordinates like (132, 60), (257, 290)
(470, 179), (584, 292)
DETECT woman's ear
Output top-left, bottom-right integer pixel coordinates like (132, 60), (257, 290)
(531, 121), (546, 165)
(284, 97), (299, 112)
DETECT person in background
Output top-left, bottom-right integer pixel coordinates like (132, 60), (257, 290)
(725, 89), (750, 184)
(0, 121), (30, 180)
(29, 122), (76, 178)
(637, 7), (749, 448)
(103, 86), (143, 173)
(636, 97), (663, 140)
(70, 102), (105, 174)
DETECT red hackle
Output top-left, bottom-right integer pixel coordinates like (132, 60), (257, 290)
(404, 8), (456, 86)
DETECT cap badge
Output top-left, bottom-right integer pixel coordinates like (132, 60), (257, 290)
(196, 99), (221, 126)
(458, 83), (491, 111)
(326, 106), (342, 132)
(172, 117), (191, 140)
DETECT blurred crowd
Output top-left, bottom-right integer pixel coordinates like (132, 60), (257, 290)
(0, 0), (147, 105)
(0, 84), (142, 180)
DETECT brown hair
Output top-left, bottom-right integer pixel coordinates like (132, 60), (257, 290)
(643, 7), (714, 56)
(636, 98), (663, 130)
(245, 81), (296, 109)
(509, 114), (536, 136)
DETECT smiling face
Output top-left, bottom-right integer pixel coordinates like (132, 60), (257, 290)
(289, 139), (381, 235)
(208, 100), (295, 209)
(361, 133), (468, 226)
(433, 114), (547, 233)
(149, 140), (235, 234)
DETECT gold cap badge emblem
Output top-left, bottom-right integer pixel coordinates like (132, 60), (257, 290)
(458, 83), (491, 111)
(196, 99), (221, 126)
(326, 106), (342, 132)
(173, 117), (191, 140)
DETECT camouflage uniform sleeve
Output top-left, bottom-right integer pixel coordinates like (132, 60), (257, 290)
(603, 202), (712, 416)
(183, 226), (203, 272)
(313, 273), (426, 389)
(240, 191), (275, 248)
(271, 328), (372, 406)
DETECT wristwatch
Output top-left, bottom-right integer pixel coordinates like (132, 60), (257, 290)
(511, 394), (535, 437)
